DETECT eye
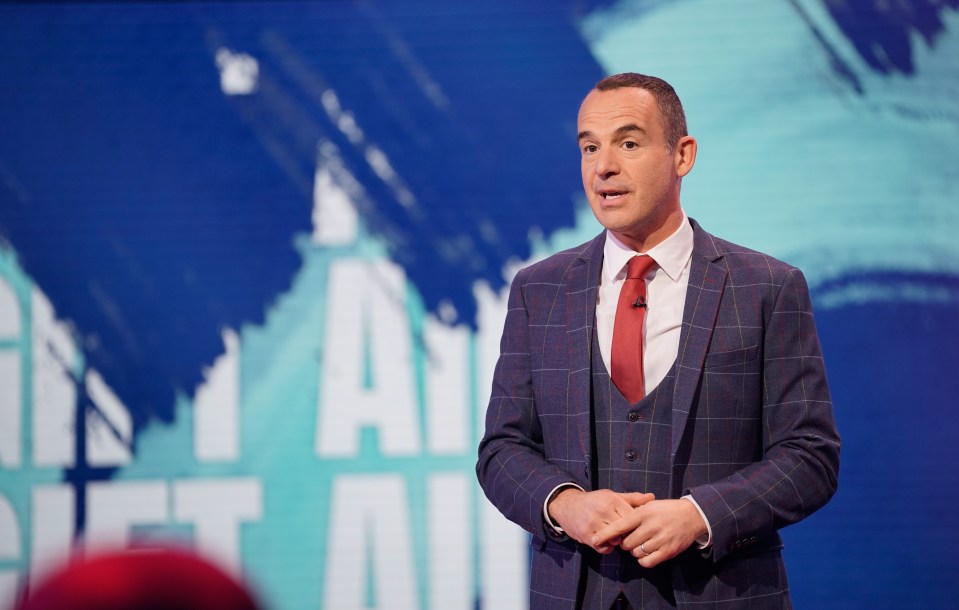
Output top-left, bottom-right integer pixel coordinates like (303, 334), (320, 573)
(582, 144), (598, 154)
(622, 140), (638, 150)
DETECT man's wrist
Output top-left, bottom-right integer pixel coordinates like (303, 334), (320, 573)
(681, 495), (712, 548)
(543, 483), (585, 533)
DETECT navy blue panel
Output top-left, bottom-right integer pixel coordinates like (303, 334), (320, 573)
(0, 2), (603, 426)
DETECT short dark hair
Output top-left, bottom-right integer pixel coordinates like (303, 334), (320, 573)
(594, 73), (688, 150)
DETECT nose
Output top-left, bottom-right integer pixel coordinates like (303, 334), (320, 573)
(593, 147), (619, 179)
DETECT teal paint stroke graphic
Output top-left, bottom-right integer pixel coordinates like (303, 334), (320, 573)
(582, 0), (959, 307)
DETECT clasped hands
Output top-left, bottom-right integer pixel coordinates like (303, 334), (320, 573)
(547, 488), (707, 568)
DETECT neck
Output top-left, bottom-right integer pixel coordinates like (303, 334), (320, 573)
(611, 207), (684, 253)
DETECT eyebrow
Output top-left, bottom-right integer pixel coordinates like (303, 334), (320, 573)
(577, 123), (647, 141)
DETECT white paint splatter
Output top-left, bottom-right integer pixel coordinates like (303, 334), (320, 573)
(215, 48), (259, 96)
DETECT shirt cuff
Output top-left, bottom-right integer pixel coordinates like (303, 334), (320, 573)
(682, 495), (713, 548)
(543, 482), (585, 533)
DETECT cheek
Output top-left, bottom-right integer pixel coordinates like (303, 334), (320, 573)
(580, 167), (593, 190)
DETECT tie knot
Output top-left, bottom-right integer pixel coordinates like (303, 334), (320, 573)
(625, 255), (656, 280)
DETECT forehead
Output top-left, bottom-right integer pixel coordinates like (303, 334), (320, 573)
(577, 87), (662, 135)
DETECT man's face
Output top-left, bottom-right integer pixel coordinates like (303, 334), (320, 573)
(577, 87), (693, 251)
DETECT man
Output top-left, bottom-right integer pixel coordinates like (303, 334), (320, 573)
(476, 73), (840, 609)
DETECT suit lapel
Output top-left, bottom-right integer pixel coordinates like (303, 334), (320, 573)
(566, 232), (605, 460)
(671, 221), (727, 460)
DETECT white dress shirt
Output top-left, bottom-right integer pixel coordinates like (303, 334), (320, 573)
(596, 213), (693, 392)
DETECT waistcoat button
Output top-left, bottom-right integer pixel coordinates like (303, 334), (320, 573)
(625, 451), (637, 461)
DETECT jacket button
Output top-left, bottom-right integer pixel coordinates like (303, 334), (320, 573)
(625, 451), (637, 461)
(627, 411), (639, 422)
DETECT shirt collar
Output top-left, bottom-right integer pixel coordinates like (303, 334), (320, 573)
(603, 212), (694, 283)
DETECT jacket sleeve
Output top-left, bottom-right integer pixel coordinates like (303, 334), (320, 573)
(688, 267), (841, 562)
(475, 266), (579, 538)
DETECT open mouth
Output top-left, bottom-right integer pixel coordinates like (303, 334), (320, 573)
(601, 191), (625, 200)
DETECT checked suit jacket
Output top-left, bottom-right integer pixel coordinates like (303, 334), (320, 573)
(476, 219), (840, 609)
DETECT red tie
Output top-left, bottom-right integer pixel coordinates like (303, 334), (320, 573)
(611, 255), (657, 403)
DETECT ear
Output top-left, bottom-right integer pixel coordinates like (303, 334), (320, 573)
(674, 135), (697, 177)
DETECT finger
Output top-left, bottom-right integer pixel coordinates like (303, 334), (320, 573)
(630, 538), (654, 559)
(638, 547), (666, 568)
(590, 512), (642, 547)
(638, 539), (681, 568)
(619, 528), (646, 553)
(593, 534), (621, 552)
(633, 538), (663, 565)
(622, 492), (655, 507)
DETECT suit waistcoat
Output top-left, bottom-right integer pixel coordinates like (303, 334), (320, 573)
(582, 325), (678, 609)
